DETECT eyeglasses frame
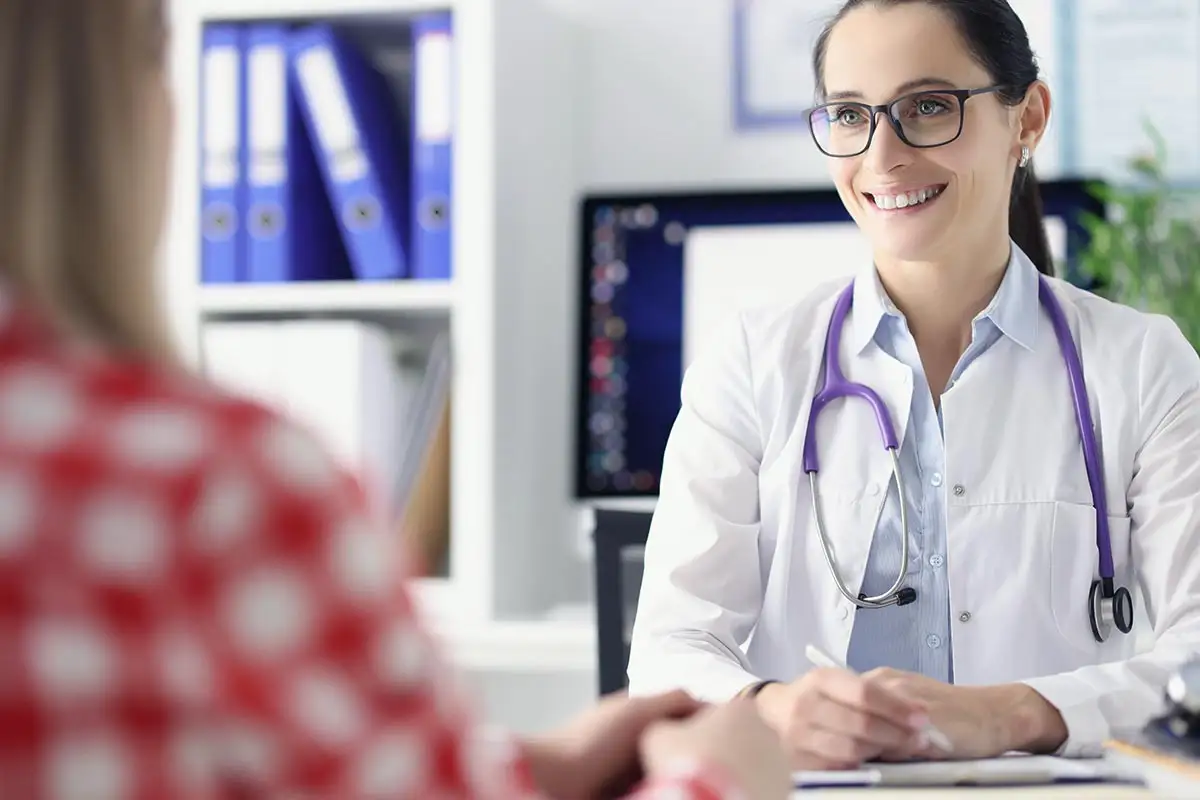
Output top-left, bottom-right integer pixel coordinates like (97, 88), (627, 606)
(806, 85), (1009, 158)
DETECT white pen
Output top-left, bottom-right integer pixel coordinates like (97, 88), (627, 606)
(804, 644), (955, 754)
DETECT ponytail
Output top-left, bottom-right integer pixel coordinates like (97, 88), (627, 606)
(1009, 162), (1053, 275)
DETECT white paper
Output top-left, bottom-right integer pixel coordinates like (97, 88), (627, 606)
(248, 45), (287, 186)
(416, 32), (454, 143)
(202, 46), (240, 187)
(682, 222), (869, 369)
(795, 755), (1114, 788)
(1073, 0), (1200, 179)
(295, 46), (368, 183)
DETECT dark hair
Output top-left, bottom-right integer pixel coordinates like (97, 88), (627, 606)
(812, 0), (1053, 275)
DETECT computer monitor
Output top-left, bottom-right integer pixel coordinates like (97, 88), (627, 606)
(574, 180), (1106, 499)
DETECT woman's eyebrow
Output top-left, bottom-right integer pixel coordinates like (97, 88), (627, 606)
(824, 77), (959, 102)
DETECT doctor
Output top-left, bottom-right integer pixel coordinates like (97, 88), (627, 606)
(628, 0), (1200, 771)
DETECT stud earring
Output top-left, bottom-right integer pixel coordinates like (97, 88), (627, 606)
(1018, 145), (1030, 168)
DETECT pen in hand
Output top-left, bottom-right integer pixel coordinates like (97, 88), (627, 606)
(804, 644), (955, 755)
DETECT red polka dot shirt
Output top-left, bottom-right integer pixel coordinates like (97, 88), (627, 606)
(0, 300), (745, 799)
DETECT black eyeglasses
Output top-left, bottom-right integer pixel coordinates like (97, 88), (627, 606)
(807, 85), (1006, 158)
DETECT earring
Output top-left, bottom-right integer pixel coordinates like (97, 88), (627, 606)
(1018, 145), (1030, 168)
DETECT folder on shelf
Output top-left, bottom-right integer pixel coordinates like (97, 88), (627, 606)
(288, 25), (412, 281)
(411, 12), (454, 281)
(244, 24), (349, 283)
(199, 25), (247, 284)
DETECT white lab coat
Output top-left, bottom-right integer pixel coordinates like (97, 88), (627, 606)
(627, 262), (1200, 757)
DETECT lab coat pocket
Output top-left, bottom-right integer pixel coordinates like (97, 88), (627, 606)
(1050, 500), (1133, 656)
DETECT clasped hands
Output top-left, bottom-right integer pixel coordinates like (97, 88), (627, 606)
(522, 689), (791, 800)
(753, 665), (1069, 770)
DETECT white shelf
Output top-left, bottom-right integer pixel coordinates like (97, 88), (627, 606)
(196, 0), (453, 21)
(443, 619), (597, 673)
(199, 280), (454, 318)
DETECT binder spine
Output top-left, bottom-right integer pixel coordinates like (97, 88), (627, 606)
(412, 12), (454, 281)
(244, 26), (289, 282)
(289, 26), (410, 281)
(199, 25), (246, 284)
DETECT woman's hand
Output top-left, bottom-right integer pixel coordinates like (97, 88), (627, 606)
(522, 689), (705, 799)
(640, 698), (793, 800)
(752, 668), (933, 769)
(864, 669), (1069, 761)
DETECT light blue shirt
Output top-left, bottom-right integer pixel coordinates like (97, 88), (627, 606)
(844, 246), (1040, 683)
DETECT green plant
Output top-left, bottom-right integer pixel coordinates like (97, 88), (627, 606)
(1077, 123), (1200, 349)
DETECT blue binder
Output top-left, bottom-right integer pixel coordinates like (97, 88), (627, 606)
(244, 25), (347, 283)
(288, 26), (411, 281)
(411, 12), (454, 281)
(199, 25), (246, 283)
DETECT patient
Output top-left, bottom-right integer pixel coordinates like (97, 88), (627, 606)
(0, 1), (791, 798)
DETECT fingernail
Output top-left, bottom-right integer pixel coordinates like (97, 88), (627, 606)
(913, 731), (930, 749)
(909, 713), (929, 729)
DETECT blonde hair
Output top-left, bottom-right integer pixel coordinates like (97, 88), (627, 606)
(0, 0), (174, 363)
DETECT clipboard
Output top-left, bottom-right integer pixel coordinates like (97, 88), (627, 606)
(793, 755), (1126, 789)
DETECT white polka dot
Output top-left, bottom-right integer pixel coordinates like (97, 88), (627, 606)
(28, 619), (116, 699)
(159, 629), (213, 704)
(191, 467), (259, 553)
(113, 406), (206, 470)
(79, 491), (166, 581)
(287, 667), (368, 747)
(463, 726), (523, 792)
(45, 732), (132, 800)
(168, 728), (217, 794)
(222, 567), (314, 662)
(328, 517), (392, 603)
(373, 618), (432, 688)
(0, 366), (79, 450)
(0, 468), (36, 556)
(353, 729), (426, 796)
(217, 722), (280, 783)
(259, 422), (337, 491)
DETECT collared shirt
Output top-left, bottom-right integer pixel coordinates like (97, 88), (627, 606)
(845, 244), (1041, 682)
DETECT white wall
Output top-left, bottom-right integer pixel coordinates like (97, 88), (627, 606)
(575, 0), (827, 191)
(572, 0), (1066, 191)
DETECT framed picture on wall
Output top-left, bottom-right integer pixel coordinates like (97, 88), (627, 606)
(730, 0), (842, 130)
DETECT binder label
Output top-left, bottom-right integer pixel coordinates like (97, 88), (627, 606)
(295, 47), (369, 183)
(416, 32), (453, 144)
(249, 45), (287, 186)
(203, 46), (241, 188)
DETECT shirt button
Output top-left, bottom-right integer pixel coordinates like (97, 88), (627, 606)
(929, 554), (944, 568)
(953, 484), (966, 496)
(930, 473), (943, 487)
(840, 607), (850, 621)
(868, 482), (880, 496)
(926, 634), (942, 649)
(959, 611), (972, 623)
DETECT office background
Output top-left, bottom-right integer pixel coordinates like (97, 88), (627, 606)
(161, 0), (1199, 733)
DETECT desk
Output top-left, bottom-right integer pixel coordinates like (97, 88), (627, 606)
(797, 786), (1149, 798)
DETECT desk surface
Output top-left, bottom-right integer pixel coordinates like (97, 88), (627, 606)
(797, 786), (1149, 798)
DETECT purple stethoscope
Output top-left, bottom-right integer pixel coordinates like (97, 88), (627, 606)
(802, 275), (1134, 644)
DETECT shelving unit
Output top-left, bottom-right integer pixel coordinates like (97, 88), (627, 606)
(163, 0), (597, 689)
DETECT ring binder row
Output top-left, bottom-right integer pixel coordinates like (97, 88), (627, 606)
(199, 14), (454, 286)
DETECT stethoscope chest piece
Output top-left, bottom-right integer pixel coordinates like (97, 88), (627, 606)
(1089, 578), (1134, 643)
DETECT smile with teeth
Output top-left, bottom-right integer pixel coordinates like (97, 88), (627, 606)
(869, 185), (945, 210)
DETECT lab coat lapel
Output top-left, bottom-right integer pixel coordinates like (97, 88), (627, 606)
(806, 321), (913, 606)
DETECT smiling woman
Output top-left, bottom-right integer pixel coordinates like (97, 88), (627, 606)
(628, 0), (1200, 778)
(810, 0), (1053, 282)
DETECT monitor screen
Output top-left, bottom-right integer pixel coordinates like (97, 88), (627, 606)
(574, 181), (1106, 499)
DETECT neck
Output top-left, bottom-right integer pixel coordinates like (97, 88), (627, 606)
(875, 239), (1011, 353)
